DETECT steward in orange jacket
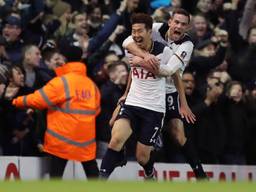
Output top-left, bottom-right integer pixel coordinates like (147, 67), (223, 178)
(13, 62), (101, 163)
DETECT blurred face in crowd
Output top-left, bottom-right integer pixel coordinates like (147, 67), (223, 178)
(127, 0), (140, 12)
(251, 88), (256, 99)
(11, 67), (25, 87)
(252, 14), (256, 27)
(104, 53), (119, 70)
(207, 75), (224, 101)
(207, 76), (223, 91)
(211, 70), (231, 84)
(197, 0), (212, 13)
(182, 72), (195, 96)
(110, 64), (128, 85)
(63, 6), (72, 21)
(171, 0), (182, 8)
(45, 52), (65, 70)
(201, 43), (216, 57)
(228, 83), (243, 103)
(192, 15), (207, 38)
(132, 23), (152, 50)
(248, 28), (256, 45)
(90, 7), (102, 23)
(74, 13), (88, 35)
(2, 24), (21, 42)
(168, 13), (190, 42)
(25, 46), (42, 67)
(152, 8), (168, 23)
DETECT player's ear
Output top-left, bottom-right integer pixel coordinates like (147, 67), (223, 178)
(148, 29), (152, 35)
(168, 17), (172, 27)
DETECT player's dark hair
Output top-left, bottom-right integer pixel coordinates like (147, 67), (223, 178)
(131, 13), (153, 30)
(172, 8), (190, 24)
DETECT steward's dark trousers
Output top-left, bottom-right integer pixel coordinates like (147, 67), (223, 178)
(48, 154), (99, 179)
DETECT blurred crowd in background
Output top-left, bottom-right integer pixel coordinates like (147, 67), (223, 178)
(0, 0), (256, 166)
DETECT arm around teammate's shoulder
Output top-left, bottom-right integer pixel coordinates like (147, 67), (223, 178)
(158, 46), (182, 76)
(123, 36), (159, 74)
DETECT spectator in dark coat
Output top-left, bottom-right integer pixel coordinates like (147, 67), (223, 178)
(59, 0), (128, 59)
(188, 14), (213, 47)
(2, 15), (24, 64)
(1, 65), (36, 156)
(96, 61), (128, 158)
(192, 72), (226, 164)
(187, 28), (228, 95)
(21, 44), (45, 90)
(0, 65), (9, 154)
(245, 81), (256, 165)
(228, 26), (256, 84)
(220, 81), (248, 165)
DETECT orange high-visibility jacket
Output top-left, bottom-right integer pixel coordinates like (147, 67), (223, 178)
(13, 62), (101, 161)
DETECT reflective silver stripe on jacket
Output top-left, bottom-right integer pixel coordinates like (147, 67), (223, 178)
(47, 128), (95, 147)
(61, 77), (71, 110)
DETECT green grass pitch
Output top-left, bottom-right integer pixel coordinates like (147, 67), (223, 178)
(1, 180), (256, 192)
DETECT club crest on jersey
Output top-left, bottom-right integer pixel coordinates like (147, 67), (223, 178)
(180, 51), (187, 59)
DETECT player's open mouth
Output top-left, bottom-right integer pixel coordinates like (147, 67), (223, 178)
(174, 31), (181, 35)
(134, 37), (143, 43)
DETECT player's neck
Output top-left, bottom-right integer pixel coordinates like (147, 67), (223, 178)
(145, 40), (154, 53)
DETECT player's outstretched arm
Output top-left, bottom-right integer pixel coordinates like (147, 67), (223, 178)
(172, 71), (196, 124)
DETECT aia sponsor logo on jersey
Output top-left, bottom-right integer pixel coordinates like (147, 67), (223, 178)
(132, 68), (156, 79)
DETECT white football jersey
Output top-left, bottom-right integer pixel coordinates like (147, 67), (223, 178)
(152, 23), (194, 93)
(125, 41), (174, 113)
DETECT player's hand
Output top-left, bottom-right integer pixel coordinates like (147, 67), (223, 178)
(118, 94), (127, 105)
(143, 53), (159, 74)
(179, 104), (196, 124)
(109, 104), (121, 127)
(129, 56), (144, 66)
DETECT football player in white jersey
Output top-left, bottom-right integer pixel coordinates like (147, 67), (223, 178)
(123, 8), (208, 179)
(99, 13), (187, 179)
